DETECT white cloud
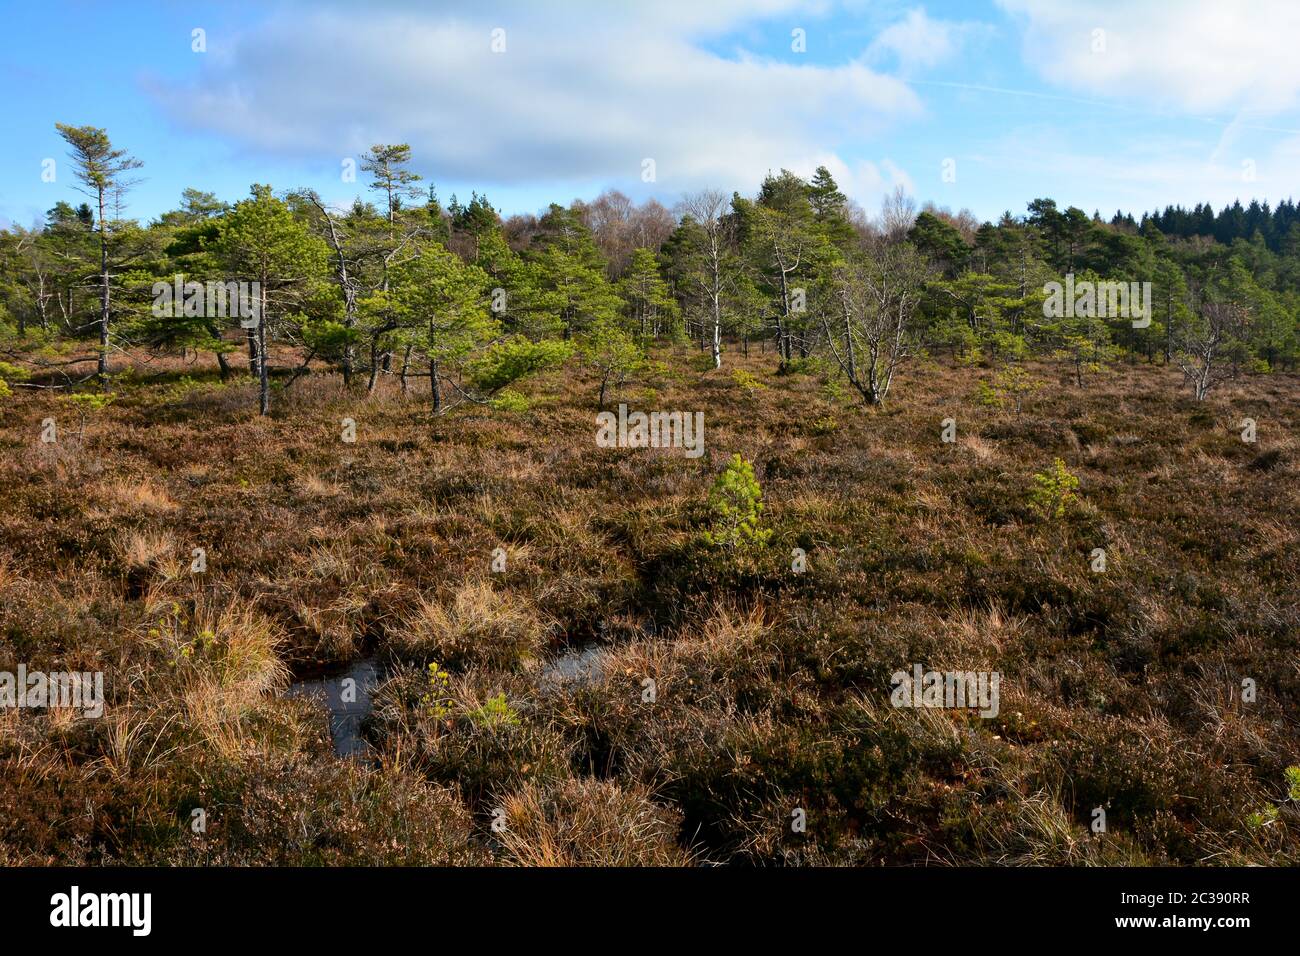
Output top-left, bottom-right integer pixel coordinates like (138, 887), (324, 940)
(998, 0), (1300, 113)
(148, 0), (920, 197)
(867, 8), (986, 73)
(839, 157), (915, 203)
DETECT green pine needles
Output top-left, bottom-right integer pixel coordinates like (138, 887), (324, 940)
(1029, 457), (1080, 520)
(703, 454), (772, 552)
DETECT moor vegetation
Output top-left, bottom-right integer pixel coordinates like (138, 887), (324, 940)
(0, 129), (1297, 866)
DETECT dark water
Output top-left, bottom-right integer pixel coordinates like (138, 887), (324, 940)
(542, 644), (607, 685)
(287, 646), (604, 755)
(286, 657), (381, 758)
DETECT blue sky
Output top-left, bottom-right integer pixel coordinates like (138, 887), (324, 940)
(4, 0), (1300, 230)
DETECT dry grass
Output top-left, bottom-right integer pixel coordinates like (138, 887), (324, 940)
(0, 347), (1296, 865)
(391, 579), (550, 670)
(138, 597), (290, 758)
(116, 528), (176, 570)
(497, 778), (692, 866)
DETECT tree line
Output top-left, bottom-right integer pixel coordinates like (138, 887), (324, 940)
(1, 124), (1296, 414)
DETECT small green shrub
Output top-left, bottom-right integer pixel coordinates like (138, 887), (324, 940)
(1244, 766), (1300, 830)
(0, 360), (30, 398)
(976, 378), (1001, 408)
(156, 375), (231, 405)
(64, 391), (115, 414)
(781, 356), (829, 376)
(489, 389), (530, 412)
(465, 693), (520, 731)
(978, 366), (1041, 414)
(703, 454), (772, 551)
(60, 390), (116, 434)
(1246, 805), (1279, 830)
(810, 415), (838, 435)
(1028, 457), (1080, 520)
(690, 352), (718, 373)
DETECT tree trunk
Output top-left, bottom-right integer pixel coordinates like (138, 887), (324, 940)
(430, 357), (442, 415)
(367, 336), (380, 392)
(777, 272), (793, 365)
(258, 285), (270, 415)
(1164, 292), (1173, 364)
(97, 187), (110, 385)
(843, 305), (856, 383)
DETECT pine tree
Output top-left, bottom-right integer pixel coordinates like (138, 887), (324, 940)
(54, 123), (143, 384)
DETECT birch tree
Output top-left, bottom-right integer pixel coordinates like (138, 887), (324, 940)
(1177, 296), (1249, 401)
(679, 190), (733, 369)
(824, 241), (927, 406)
